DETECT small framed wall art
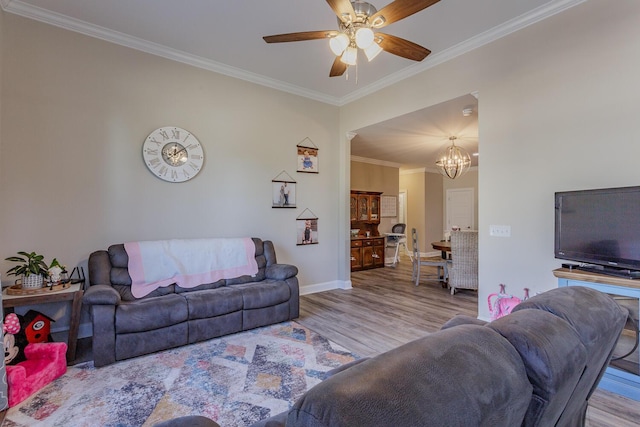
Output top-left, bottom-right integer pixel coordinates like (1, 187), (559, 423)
(297, 137), (318, 173)
(272, 171), (296, 208)
(296, 208), (318, 245)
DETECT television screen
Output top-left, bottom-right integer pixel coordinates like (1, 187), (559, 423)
(555, 186), (640, 275)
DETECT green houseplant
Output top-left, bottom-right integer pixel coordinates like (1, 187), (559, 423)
(5, 251), (49, 289)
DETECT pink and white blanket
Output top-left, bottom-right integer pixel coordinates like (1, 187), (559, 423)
(124, 238), (259, 298)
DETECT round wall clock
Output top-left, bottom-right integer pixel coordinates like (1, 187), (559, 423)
(142, 126), (204, 182)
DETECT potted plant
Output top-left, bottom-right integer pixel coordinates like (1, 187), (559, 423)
(5, 251), (49, 289)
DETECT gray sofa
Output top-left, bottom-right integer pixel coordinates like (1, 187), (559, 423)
(248, 286), (627, 427)
(84, 238), (299, 367)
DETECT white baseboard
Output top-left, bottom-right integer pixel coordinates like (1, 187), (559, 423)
(300, 280), (350, 295)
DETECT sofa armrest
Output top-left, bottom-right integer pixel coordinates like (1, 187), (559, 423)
(83, 284), (121, 305)
(265, 264), (298, 280)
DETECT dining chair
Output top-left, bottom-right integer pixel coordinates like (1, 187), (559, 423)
(385, 223), (407, 267)
(411, 228), (448, 287)
(448, 230), (479, 295)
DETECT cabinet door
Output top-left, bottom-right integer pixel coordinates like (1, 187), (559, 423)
(370, 195), (380, 222)
(358, 195), (369, 221)
(373, 240), (385, 267)
(362, 246), (374, 268)
(351, 247), (363, 270)
(350, 194), (358, 222)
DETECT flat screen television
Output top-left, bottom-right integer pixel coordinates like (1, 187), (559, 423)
(555, 185), (640, 279)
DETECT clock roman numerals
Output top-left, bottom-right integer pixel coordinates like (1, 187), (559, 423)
(143, 126), (204, 183)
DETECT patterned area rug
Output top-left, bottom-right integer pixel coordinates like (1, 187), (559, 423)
(5, 322), (359, 427)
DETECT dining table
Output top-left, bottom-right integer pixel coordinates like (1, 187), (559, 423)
(431, 240), (451, 259)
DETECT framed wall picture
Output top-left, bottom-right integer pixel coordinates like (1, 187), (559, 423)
(272, 171), (296, 208)
(297, 137), (318, 173)
(297, 208), (318, 245)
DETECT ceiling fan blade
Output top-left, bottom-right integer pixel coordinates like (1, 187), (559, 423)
(326, 0), (356, 24)
(330, 57), (348, 77)
(370, 0), (440, 28)
(377, 33), (431, 61)
(263, 30), (337, 43)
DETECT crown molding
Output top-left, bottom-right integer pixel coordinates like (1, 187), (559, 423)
(2, 0), (585, 107)
(400, 166), (478, 175)
(336, 0), (586, 105)
(350, 156), (402, 169)
(0, 0), (341, 105)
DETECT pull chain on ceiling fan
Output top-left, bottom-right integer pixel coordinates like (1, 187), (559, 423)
(263, 0), (440, 78)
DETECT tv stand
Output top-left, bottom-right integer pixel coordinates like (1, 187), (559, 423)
(554, 268), (640, 401)
(575, 264), (640, 280)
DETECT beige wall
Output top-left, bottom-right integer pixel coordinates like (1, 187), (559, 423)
(398, 170), (443, 253)
(340, 0), (640, 319)
(0, 13), (341, 332)
(425, 172), (443, 248)
(350, 160), (399, 234)
(399, 171), (425, 251)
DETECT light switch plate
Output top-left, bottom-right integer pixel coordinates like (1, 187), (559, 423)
(489, 225), (511, 237)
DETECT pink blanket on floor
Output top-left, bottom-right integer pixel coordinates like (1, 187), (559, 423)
(125, 238), (258, 298)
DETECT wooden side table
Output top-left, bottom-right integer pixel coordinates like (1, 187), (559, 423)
(2, 283), (84, 364)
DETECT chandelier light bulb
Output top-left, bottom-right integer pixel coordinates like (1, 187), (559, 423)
(329, 33), (350, 56)
(355, 27), (374, 49)
(340, 45), (358, 65)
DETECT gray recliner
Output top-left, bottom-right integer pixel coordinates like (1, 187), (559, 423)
(251, 286), (627, 427)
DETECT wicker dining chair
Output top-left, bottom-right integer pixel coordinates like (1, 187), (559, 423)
(448, 230), (478, 295)
(411, 228), (448, 287)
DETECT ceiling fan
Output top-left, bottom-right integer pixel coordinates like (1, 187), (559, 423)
(263, 0), (440, 77)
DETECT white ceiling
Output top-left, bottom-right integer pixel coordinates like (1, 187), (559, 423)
(1, 0), (584, 169)
(351, 93), (478, 170)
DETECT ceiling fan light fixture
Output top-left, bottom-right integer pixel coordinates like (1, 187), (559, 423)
(329, 33), (350, 56)
(371, 16), (386, 28)
(340, 45), (358, 65)
(355, 27), (374, 49)
(364, 40), (383, 61)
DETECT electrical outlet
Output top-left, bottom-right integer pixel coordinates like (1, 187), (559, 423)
(489, 225), (511, 237)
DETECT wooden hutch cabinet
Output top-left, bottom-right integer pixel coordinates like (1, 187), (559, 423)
(350, 190), (384, 271)
(350, 237), (385, 271)
(354, 192), (381, 223)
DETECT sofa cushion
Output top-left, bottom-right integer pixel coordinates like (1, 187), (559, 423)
(184, 287), (244, 319)
(115, 294), (188, 333)
(175, 279), (226, 293)
(233, 281), (291, 309)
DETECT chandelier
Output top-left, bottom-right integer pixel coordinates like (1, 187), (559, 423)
(436, 136), (471, 179)
(328, 1), (384, 65)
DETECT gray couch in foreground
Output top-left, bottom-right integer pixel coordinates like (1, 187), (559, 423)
(248, 286), (627, 427)
(84, 238), (299, 367)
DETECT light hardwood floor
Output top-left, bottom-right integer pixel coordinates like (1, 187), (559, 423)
(296, 254), (640, 427)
